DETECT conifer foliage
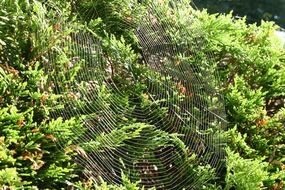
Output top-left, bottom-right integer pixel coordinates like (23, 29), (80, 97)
(0, 0), (284, 189)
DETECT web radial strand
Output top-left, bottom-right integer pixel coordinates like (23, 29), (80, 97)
(41, 0), (227, 189)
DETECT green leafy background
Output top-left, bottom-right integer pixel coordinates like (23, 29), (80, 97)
(0, 0), (284, 189)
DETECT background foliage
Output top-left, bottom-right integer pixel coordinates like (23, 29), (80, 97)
(194, 0), (285, 28)
(0, 0), (284, 189)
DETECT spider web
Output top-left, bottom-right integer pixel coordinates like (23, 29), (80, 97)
(41, 0), (227, 189)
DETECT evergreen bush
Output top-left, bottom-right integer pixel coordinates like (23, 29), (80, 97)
(0, 0), (284, 189)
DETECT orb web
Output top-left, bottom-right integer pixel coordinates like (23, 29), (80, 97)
(41, 0), (227, 189)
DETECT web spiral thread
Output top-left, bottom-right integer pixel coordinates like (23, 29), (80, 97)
(41, 1), (227, 189)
